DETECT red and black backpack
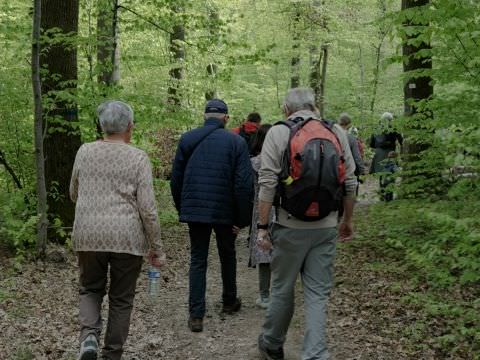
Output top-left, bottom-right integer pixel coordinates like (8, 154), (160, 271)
(276, 117), (346, 221)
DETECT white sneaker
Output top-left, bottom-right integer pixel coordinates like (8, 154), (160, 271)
(79, 334), (98, 360)
(255, 297), (270, 309)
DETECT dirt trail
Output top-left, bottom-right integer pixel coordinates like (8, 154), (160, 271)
(0, 178), (434, 359)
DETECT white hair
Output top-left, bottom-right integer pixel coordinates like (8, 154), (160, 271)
(381, 112), (394, 121)
(97, 100), (134, 135)
(284, 88), (316, 114)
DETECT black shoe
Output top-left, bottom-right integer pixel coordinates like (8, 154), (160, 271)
(188, 317), (203, 332)
(222, 298), (241, 314)
(258, 334), (284, 360)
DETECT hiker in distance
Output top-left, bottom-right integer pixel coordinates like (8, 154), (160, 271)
(170, 99), (254, 332)
(338, 112), (367, 195)
(256, 88), (357, 360)
(231, 111), (262, 155)
(338, 112), (366, 177)
(369, 112), (403, 200)
(70, 100), (166, 360)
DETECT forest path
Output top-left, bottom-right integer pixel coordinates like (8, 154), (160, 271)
(0, 178), (435, 359)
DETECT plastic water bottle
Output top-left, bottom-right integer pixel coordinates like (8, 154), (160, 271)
(147, 266), (161, 297)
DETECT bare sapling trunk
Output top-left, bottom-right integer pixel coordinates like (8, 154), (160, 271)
(97, 0), (120, 86)
(319, 45), (328, 118)
(290, 4), (301, 88)
(32, 0), (48, 258)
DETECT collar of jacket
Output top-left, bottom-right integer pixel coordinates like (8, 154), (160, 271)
(204, 118), (226, 128)
(287, 109), (319, 121)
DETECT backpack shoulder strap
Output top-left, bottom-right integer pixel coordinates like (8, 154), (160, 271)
(321, 119), (335, 129)
(275, 117), (313, 134)
(185, 125), (221, 161)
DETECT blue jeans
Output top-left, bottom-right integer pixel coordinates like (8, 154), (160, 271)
(188, 223), (237, 318)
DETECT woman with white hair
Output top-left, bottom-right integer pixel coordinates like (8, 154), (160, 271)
(369, 112), (403, 199)
(70, 100), (166, 360)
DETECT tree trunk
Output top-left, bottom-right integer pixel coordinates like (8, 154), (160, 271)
(402, 0), (433, 117)
(205, 5), (219, 100)
(318, 45), (328, 118)
(167, 3), (185, 107)
(97, 0), (120, 86)
(401, 0), (434, 196)
(290, 5), (301, 89)
(205, 64), (217, 100)
(40, 0), (82, 236)
(370, 0), (388, 114)
(370, 42), (383, 113)
(358, 44), (366, 121)
(32, 0), (48, 258)
(309, 45), (323, 106)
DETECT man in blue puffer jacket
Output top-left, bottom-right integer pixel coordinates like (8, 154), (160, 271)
(170, 99), (254, 332)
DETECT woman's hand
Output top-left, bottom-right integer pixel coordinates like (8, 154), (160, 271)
(148, 250), (167, 268)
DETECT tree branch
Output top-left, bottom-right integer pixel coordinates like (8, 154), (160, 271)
(0, 149), (23, 189)
(117, 5), (194, 47)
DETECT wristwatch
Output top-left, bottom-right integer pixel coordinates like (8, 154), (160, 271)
(256, 223), (269, 230)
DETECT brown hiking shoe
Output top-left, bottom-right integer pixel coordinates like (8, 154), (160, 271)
(188, 317), (203, 332)
(222, 298), (242, 314)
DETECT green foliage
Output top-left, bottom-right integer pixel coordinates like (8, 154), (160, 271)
(358, 198), (480, 358)
(371, 198), (480, 288)
(0, 192), (37, 263)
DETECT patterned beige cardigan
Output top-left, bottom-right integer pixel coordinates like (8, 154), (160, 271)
(69, 141), (162, 256)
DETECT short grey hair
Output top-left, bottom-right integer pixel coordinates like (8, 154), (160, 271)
(97, 100), (134, 135)
(381, 112), (394, 121)
(204, 112), (227, 120)
(338, 112), (352, 126)
(284, 88), (316, 114)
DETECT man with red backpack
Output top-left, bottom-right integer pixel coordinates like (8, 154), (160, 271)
(256, 88), (357, 360)
(231, 112), (262, 155)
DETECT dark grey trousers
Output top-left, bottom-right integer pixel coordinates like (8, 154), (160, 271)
(78, 251), (143, 360)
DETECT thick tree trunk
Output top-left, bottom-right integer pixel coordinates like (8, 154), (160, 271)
(97, 0), (120, 86)
(401, 0), (435, 195)
(40, 0), (82, 235)
(402, 0), (433, 117)
(32, 0), (48, 258)
(167, 3), (185, 107)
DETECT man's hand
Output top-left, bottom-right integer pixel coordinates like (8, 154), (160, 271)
(256, 228), (272, 251)
(338, 221), (354, 242)
(232, 226), (240, 235)
(147, 250), (167, 268)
